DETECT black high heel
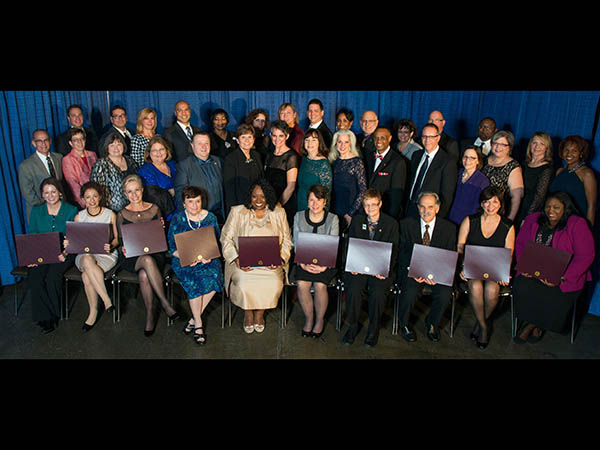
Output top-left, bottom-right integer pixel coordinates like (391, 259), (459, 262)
(82, 321), (96, 332)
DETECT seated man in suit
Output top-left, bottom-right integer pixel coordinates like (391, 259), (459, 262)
(396, 191), (457, 342)
(365, 127), (407, 219)
(162, 100), (203, 162)
(342, 188), (400, 348)
(19, 129), (63, 222)
(406, 123), (458, 219)
(306, 98), (333, 148)
(173, 131), (225, 224)
(459, 117), (498, 160)
(54, 104), (99, 156)
(98, 105), (135, 155)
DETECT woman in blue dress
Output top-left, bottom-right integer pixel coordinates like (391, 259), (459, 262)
(137, 135), (177, 221)
(168, 186), (224, 345)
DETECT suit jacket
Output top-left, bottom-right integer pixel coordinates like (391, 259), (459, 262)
(397, 216), (457, 282)
(98, 126), (136, 156)
(308, 122), (333, 149)
(439, 132), (459, 163)
(407, 148), (458, 218)
(357, 132), (376, 162)
(162, 123), (203, 162)
(55, 126), (99, 156)
(174, 154), (224, 218)
(18, 151), (63, 221)
(364, 148), (407, 219)
(223, 146), (264, 215)
(347, 212), (400, 279)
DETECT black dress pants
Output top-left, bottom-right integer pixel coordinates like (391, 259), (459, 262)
(344, 272), (392, 335)
(27, 256), (74, 323)
(397, 277), (452, 329)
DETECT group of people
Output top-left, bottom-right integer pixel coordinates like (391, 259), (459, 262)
(17, 99), (597, 351)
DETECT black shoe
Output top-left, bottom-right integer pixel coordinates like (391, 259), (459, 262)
(364, 332), (379, 348)
(105, 304), (115, 314)
(168, 310), (180, 322)
(301, 330), (313, 337)
(470, 322), (481, 341)
(41, 320), (55, 334)
(400, 325), (417, 343)
(426, 323), (440, 342)
(342, 327), (357, 345)
(82, 321), (96, 332)
(144, 327), (155, 337)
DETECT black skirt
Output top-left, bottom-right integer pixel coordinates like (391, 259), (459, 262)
(291, 263), (337, 286)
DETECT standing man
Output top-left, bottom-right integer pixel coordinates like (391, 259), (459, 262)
(406, 123), (458, 219)
(427, 110), (459, 163)
(356, 110), (379, 161)
(19, 129), (63, 222)
(54, 104), (99, 156)
(365, 127), (407, 219)
(173, 131), (225, 223)
(163, 100), (203, 163)
(306, 98), (333, 148)
(396, 191), (457, 342)
(99, 105), (135, 155)
(460, 117), (498, 159)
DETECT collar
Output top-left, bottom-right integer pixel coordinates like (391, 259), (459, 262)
(374, 146), (390, 160)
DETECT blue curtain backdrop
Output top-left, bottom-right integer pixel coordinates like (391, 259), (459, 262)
(2, 90), (600, 294)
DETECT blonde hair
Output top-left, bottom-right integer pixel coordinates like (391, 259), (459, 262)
(525, 131), (553, 164)
(328, 129), (361, 163)
(136, 107), (157, 135)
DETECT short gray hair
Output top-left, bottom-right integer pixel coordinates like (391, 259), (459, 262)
(417, 191), (440, 206)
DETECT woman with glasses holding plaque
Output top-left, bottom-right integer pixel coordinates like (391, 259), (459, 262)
(168, 186), (224, 346)
(220, 179), (293, 334)
(457, 185), (515, 349)
(512, 192), (594, 343)
(64, 181), (119, 332)
(292, 184), (339, 338)
(26, 177), (78, 333)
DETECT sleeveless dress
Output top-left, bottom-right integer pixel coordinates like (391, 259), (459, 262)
(74, 207), (119, 272)
(548, 169), (588, 218)
(466, 213), (513, 248)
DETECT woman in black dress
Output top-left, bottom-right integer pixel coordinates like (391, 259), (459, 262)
(457, 186), (515, 349)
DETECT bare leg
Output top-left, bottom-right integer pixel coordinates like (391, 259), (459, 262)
(81, 271), (99, 326)
(80, 255), (112, 309)
(311, 282), (329, 334)
(296, 280), (314, 332)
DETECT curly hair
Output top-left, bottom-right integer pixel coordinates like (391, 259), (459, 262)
(243, 178), (278, 211)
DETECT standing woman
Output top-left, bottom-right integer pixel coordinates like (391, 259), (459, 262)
(223, 124), (264, 215)
(278, 102), (304, 156)
(244, 108), (272, 163)
(457, 186), (515, 349)
(220, 180), (293, 334)
(481, 130), (524, 222)
(26, 177), (78, 333)
(549, 135), (597, 227)
(394, 119), (422, 163)
(62, 128), (98, 208)
(64, 181), (119, 331)
(209, 108), (236, 160)
(116, 175), (179, 336)
(168, 186), (224, 346)
(265, 120), (299, 225)
(296, 127), (332, 212)
(512, 192), (594, 343)
(130, 107), (157, 167)
(515, 132), (554, 226)
(448, 146), (490, 226)
(90, 132), (139, 212)
(329, 129), (367, 230)
(292, 184), (339, 338)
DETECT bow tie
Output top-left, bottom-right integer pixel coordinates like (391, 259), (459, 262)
(374, 153), (384, 161)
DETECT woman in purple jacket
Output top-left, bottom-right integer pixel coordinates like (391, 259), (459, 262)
(512, 191), (595, 343)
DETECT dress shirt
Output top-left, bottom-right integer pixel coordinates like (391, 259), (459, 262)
(373, 146), (390, 172)
(309, 119), (323, 129)
(410, 146), (440, 198)
(474, 137), (491, 155)
(35, 151), (54, 176)
(177, 121), (193, 140)
(420, 217), (436, 240)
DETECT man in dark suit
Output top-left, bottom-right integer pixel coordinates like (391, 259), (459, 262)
(365, 127), (407, 219)
(342, 188), (400, 348)
(19, 129), (63, 222)
(356, 110), (378, 162)
(426, 110), (459, 163)
(162, 100), (203, 162)
(459, 117), (497, 160)
(98, 105), (135, 155)
(54, 104), (99, 156)
(306, 98), (333, 148)
(406, 123), (458, 219)
(396, 191), (457, 342)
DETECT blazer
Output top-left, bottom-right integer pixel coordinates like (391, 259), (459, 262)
(55, 126), (99, 156)
(162, 123), (203, 162)
(18, 151), (63, 221)
(439, 132), (459, 163)
(308, 122), (333, 149)
(223, 146), (264, 214)
(174, 155), (224, 218)
(61, 149), (98, 208)
(407, 147), (458, 218)
(397, 215), (457, 281)
(515, 212), (595, 293)
(364, 147), (407, 219)
(347, 212), (400, 278)
(98, 126), (136, 155)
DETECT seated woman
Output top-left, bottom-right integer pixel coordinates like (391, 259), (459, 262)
(116, 175), (179, 336)
(61, 127), (98, 208)
(458, 185), (515, 349)
(168, 186), (224, 346)
(26, 177), (78, 333)
(549, 135), (597, 227)
(220, 179), (293, 334)
(448, 146), (489, 226)
(292, 184), (339, 338)
(137, 135), (177, 221)
(64, 181), (119, 331)
(512, 191), (595, 343)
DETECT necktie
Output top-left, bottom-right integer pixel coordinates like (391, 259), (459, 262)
(411, 154), (429, 201)
(423, 224), (431, 246)
(46, 156), (57, 178)
(186, 126), (193, 141)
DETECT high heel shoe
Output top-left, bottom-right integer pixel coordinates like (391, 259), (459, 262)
(182, 319), (195, 335)
(82, 321), (96, 332)
(105, 304), (115, 314)
(301, 330), (313, 337)
(470, 322), (481, 341)
(144, 328), (155, 337)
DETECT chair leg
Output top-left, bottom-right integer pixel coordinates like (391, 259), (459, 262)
(570, 296), (578, 344)
(392, 286), (399, 335)
(336, 282), (343, 332)
(449, 290), (456, 338)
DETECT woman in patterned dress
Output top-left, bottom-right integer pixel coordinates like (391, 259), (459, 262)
(129, 108), (157, 167)
(168, 186), (224, 345)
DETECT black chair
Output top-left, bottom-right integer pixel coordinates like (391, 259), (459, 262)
(9, 266), (29, 316)
(63, 265), (117, 322)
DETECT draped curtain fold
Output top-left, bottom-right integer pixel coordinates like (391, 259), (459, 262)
(1, 90), (599, 287)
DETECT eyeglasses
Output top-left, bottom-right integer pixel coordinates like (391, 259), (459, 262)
(422, 135), (439, 140)
(492, 142), (509, 149)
